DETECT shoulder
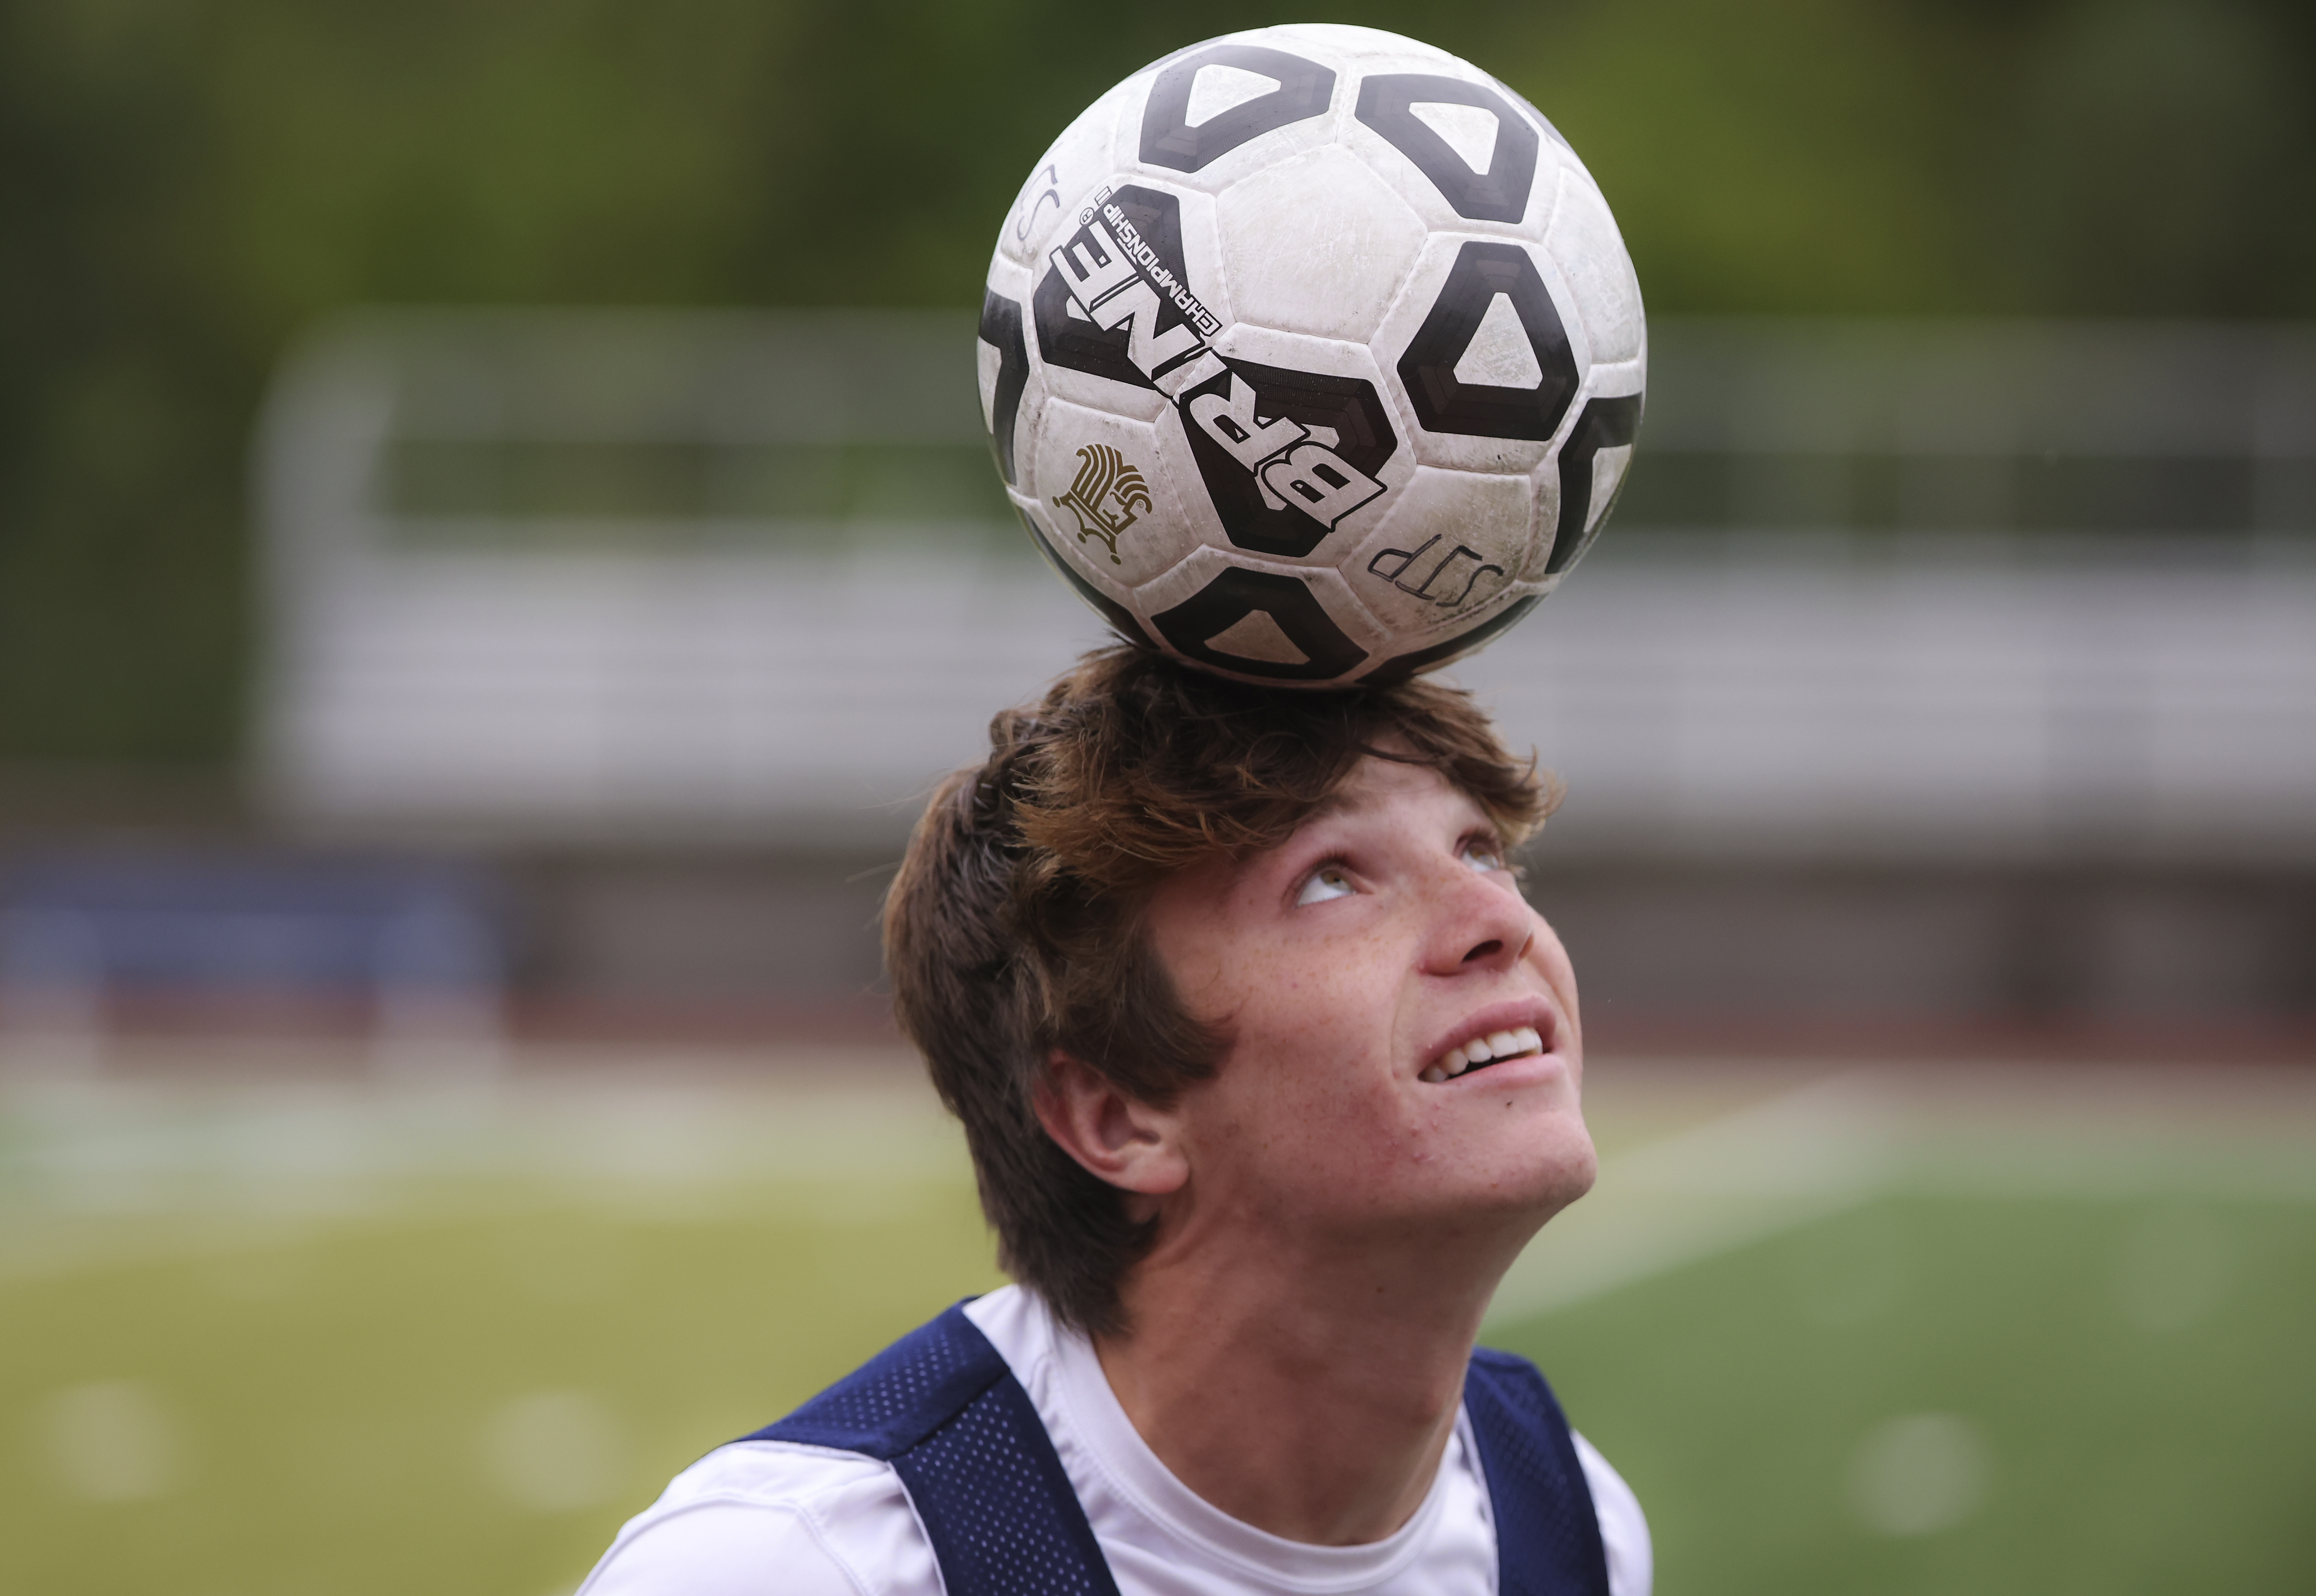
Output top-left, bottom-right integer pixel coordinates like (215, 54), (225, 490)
(1571, 1431), (1654, 1596)
(582, 1292), (1046, 1596)
(583, 1300), (1653, 1595)
(1466, 1346), (1654, 1596)
(577, 1440), (938, 1596)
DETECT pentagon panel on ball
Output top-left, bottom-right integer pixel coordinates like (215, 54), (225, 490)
(977, 23), (1645, 687)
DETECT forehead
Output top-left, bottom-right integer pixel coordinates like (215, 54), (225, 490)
(1300, 751), (1465, 825)
(1268, 757), (1464, 851)
(1150, 756), (1482, 917)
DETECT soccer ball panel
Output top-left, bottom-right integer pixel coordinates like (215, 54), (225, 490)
(1344, 466), (1536, 639)
(1373, 232), (1580, 472)
(1133, 545), (1389, 685)
(1135, 40), (1339, 174)
(1027, 400), (1190, 589)
(977, 259), (1040, 486)
(1349, 71), (1544, 230)
(1025, 179), (1228, 427)
(1587, 356), (1648, 402)
(1167, 344), (1408, 563)
(1523, 383), (1643, 580)
(1543, 169), (1645, 368)
(1031, 345), (1174, 424)
(1116, 39), (1345, 196)
(1363, 587), (1548, 684)
(1213, 147), (1426, 346)
(1336, 65), (1554, 238)
(1584, 443), (1636, 536)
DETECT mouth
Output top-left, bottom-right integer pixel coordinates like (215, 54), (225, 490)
(1419, 1023), (1548, 1084)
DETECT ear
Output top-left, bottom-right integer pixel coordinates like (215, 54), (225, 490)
(1033, 1050), (1191, 1212)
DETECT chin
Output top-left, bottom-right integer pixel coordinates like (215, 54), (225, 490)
(1489, 1115), (1598, 1219)
(1545, 1132), (1600, 1210)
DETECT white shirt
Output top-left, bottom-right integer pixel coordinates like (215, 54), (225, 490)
(581, 1286), (1651, 1596)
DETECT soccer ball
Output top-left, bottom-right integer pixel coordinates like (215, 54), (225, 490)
(977, 23), (1645, 687)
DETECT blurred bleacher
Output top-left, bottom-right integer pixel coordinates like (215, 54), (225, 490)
(14, 310), (2314, 1053)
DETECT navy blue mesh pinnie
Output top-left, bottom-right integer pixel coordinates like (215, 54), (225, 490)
(1464, 1346), (1613, 1596)
(745, 1303), (1119, 1596)
(741, 1300), (1608, 1596)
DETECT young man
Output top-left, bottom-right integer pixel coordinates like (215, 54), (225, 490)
(581, 648), (1649, 1595)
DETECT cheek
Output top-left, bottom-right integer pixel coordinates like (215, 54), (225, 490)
(1526, 912), (1580, 1009)
(1217, 961), (1395, 1124)
(1230, 920), (1383, 1029)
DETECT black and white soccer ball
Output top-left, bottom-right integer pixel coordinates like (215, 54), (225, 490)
(978, 23), (1645, 687)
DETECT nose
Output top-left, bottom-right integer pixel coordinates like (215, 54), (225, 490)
(1419, 858), (1535, 978)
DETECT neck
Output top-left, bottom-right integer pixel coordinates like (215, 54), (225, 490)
(1093, 1214), (1535, 1545)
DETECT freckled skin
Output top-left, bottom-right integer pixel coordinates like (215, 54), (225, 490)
(1145, 755), (1595, 1251)
(1054, 755), (1597, 1546)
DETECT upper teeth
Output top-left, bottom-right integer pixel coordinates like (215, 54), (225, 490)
(1420, 1026), (1543, 1083)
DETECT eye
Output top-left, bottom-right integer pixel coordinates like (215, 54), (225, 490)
(1295, 864), (1356, 906)
(1461, 839), (1506, 873)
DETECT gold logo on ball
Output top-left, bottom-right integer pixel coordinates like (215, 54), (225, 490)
(1053, 443), (1153, 564)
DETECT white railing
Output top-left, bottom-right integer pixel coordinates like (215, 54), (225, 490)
(256, 310), (2316, 861)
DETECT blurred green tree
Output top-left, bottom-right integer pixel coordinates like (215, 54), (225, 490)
(0, 0), (2309, 766)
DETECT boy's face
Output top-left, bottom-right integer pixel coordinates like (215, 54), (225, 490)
(1144, 754), (1594, 1244)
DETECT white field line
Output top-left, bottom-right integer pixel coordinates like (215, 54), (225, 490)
(0, 1078), (977, 1283)
(1487, 1068), (2316, 1326)
(0, 1079), (968, 1191)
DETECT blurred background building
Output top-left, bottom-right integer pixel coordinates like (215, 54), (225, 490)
(2, 0), (2312, 1055)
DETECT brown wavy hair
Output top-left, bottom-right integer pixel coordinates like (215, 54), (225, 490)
(882, 645), (1553, 1336)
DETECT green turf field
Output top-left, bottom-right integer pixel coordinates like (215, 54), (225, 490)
(2, 1054), (2309, 1595)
